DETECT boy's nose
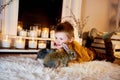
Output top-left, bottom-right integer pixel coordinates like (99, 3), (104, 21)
(56, 40), (60, 43)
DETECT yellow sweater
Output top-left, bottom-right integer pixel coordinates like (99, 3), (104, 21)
(69, 41), (95, 63)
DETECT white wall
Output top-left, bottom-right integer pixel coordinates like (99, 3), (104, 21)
(61, 0), (83, 42)
(62, 0), (118, 38)
(0, 0), (3, 34)
(82, 0), (110, 32)
(1, 0), (19, 35)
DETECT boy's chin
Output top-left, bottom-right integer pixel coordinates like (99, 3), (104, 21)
(55, 46), (62, 50)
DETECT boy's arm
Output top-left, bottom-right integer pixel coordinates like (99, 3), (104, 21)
(71, 41), (95, 63)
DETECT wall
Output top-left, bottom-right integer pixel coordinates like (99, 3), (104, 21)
(1, 0), (19, 36)
(1, 0), (118, 36)
(82, 0), (110, 32)
(0, 0), (3, 34)
(61, 0), (118, 40)
(61, 0), (83, 42)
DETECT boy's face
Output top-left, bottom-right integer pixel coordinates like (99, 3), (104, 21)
(54, 32), (70, 49)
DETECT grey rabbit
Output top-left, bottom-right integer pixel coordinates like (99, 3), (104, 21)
(43, 43), (77, 68)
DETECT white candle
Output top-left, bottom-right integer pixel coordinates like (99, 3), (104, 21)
(19, 30), (27, 37)
(17, 25), (22, 32)
(1, 35), (11, 48)
(15, 37), (25, 49)
(37, 29), (41, 37)
(50, 41), (55, 49)
(28, 38), (37, 49)
(38, 41), (46, 49)
(41, 28), (49, 38)
(2, 39), (11, 48)
(29, 30), (37, 37)
(50, 30), (55, 39)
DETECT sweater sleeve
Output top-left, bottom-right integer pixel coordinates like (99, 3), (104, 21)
(70, 41), (95, 63)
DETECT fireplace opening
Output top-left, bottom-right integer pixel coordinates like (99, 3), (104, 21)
(18, 0), (63, 29)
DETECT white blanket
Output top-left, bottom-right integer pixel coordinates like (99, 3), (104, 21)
(0, 56), (120, 80)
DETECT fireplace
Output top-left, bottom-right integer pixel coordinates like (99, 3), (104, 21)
(18, 0), (63, 30)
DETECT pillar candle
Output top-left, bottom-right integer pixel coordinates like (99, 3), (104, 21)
(50, 30), (55, 39)
(41, 27), (49, 38)
(15, 37), (25, 49)
(19, 30), (27, 37)
(28, 38), (37, 49)
(2, 35), (11, 48)
(38, 41), (46, 49)
(29, 30), (37, 37)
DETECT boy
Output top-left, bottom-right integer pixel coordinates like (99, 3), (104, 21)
(53, 21), (115, 64)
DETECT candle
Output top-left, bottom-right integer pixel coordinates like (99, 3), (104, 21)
(28, 38), (37, 49)
(19, 30), (27, 37)
(15, 37), (25, 49)
(37, 29), (41, 37)
(17, 25), (22, 36)
(17, 25), (22, 32)
(38, 41), (46, 49)
(2, 35), (11, 48)
(50, 41), (55, 49)
(50, 30), (55, 39)
(41, 27), (49, 38)
(29, 30), (37, 37)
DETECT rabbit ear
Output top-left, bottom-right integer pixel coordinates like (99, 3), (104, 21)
(62, 43), (70, 53)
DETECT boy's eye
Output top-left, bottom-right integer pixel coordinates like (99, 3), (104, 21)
(55, 37), (57, 39)
(60, 38), (63, 40)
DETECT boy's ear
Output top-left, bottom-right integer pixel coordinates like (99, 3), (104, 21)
(69, 37), (74, 43)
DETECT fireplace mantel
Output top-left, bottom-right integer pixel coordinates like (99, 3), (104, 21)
(0, 0), (82, 43)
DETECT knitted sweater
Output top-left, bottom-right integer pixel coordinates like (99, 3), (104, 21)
(68, 41), (95, 63)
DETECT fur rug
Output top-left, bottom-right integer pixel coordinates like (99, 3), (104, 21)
(0, 56), (120, 80)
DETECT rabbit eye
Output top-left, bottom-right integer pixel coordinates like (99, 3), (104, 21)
(70, 52), (74, 56)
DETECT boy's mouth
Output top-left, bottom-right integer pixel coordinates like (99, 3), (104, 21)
(54, 43), (61, 46)
(56, 44), (61, 46)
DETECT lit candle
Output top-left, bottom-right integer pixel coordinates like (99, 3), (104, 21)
(29, 30), (37, 37)
(19, 30), (27, 37)
(17, 25), (22, 32)
(50, 30), (55, 39)
(28, 38), (37, 49)
(50, 41), (55, 49)
(38, 41), (46, 49)
(2, 35), (11, 48)
(37, 29), (41, 37)
(41, 27), (49, 38)
(15, 37), (25, 49)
